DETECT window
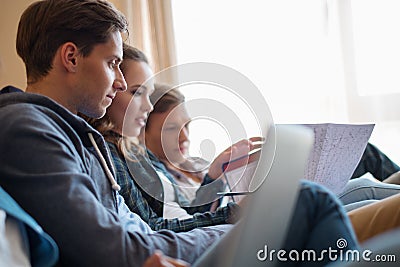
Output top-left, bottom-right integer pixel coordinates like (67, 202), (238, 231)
(171, 0), (400, 163)
(352, 0), (400, 96)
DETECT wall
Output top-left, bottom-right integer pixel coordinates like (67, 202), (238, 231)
(0, 0), (34, 89)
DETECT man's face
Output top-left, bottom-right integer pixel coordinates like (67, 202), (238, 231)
(75, 31), (126, 118)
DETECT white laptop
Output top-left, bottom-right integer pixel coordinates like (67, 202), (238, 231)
(193, 124), (314, 267)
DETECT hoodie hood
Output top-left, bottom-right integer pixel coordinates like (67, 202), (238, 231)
(0, 86), (96, 145)
(0, 85), (120, 192)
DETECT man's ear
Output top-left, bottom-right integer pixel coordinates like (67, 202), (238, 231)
(60, 42), (79, 73)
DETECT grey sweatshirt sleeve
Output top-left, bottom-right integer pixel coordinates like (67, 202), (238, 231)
(0, 105), (230, 267)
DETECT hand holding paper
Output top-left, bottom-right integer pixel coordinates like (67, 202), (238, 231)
(207, 136), (263, 179)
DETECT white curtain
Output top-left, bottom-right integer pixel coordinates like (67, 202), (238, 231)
(334, 0), (400, 122)
(110, 0), (178, 84)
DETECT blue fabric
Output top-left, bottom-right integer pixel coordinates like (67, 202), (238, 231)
(339, 177), (400, 205)
(0, 86), (360, 267)
(0, 85), (23, 94)
(148, 149), (224, 213)
(282, 180), (360, 267)
(108, 142), (240, 232)
(0, 187), (59, 267)
(149, 150), (225, 212)
(0, 86), (229, 266)
(352, 143), (400, 180)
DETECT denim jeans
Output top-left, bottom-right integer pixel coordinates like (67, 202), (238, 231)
(352, 143), (400, 181)
(194, 180), (358, 267)
(339, 177), (400, 211)
(282, 180), (359, 267)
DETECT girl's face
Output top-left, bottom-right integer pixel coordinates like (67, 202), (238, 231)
(145, 104), (191, 165)
(106, 60), (154, 137)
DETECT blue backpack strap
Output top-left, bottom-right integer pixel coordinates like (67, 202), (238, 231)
(0, 187), (59, 267)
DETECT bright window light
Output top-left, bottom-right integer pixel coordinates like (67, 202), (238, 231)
(352, 0), (400, 96)
(171, 0), (346, 155)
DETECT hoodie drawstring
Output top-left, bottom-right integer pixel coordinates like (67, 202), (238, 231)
(88, 132), (121, 191)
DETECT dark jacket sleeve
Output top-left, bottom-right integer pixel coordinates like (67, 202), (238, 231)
(185, 174), (226, 213)
(109, 144), (240, 232)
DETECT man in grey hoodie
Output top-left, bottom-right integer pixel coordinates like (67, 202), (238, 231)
(0, 1), (229, 266)
(0, 0), (359, 266)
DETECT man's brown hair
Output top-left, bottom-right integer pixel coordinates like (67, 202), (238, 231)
(16, 0), (128, 84)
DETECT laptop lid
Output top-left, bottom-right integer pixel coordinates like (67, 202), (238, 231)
(193, 124), (314, 267)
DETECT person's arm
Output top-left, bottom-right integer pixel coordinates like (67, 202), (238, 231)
(110, 148), (241, 232)
(352, 143), (400, 181)
(206, 137), (263, 180)
(0, 106), (226, 266)
(182, 175), (225, 214)
(382, 171), (400, 184)
(143, 251), (189, 267)
(187, 137), (263, 212)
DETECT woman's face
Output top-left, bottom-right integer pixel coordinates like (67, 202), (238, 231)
(106, 60), (154, 137)
(145, 104), (191, 165)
